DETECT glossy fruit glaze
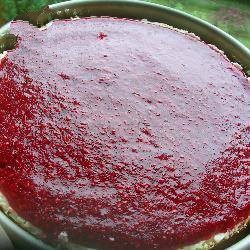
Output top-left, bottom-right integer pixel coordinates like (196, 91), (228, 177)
(0, 18), (249, 250)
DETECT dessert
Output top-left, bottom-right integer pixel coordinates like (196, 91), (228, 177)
(0, 17), (249, 250)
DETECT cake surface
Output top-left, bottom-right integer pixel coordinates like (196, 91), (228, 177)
(0, 17), (249, 250)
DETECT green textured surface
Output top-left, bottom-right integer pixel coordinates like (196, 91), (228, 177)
(0, 0), (250, 47)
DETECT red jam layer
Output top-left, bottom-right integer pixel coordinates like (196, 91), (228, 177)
(0, 18), (249, 250)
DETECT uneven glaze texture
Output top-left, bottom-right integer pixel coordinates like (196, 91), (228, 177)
(0, 18), (249, 250)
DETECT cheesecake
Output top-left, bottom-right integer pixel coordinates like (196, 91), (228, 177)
(0, 17), (249, 250)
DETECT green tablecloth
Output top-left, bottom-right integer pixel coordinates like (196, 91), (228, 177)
(0, 0), (249, 47)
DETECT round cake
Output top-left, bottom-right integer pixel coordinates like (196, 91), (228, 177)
(0, 17), (249, 250)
